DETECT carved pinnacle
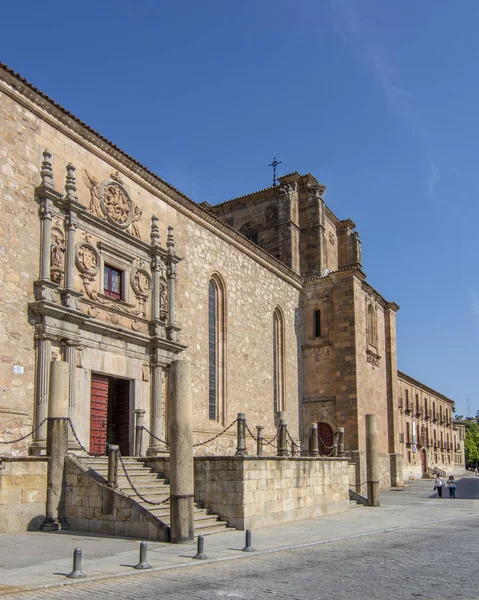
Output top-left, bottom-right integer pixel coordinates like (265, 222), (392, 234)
(40, 149), (55, 189)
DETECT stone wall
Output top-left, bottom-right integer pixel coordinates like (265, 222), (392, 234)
(0, 457), (47, 532)
(64, 456), (169, 540)
(193, 456), (349, 530)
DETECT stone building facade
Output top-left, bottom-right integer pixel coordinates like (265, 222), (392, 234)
(0, 63), (464, 491)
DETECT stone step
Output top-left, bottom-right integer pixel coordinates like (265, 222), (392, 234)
(74, 454), (232, 536)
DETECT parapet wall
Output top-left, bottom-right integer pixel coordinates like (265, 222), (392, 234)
(193, 456), (349, 530)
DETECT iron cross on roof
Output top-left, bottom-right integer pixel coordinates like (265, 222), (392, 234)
(268, 156), (282, 186)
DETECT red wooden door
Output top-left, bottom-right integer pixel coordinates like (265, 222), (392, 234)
(318, 422), (334, 456)
(90, 374), (109, 455)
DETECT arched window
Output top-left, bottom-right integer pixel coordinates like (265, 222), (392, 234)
(208, 275), (226, 422)
(244, 228), (258, 244)
(314, 309), (321, 337)
(273, 308), (285, 419)
(366, 304), (377, 348)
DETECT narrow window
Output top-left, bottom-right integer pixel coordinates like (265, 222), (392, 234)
(208, 281), (216, 420)
(104, 265), (122, 299)
(366, 304), (377, 347)
(314, 309), (321, 338)
(208, 275), (226, 422)
(273, 308), (285, 419)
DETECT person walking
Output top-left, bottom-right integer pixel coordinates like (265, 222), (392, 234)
(434, 474), (444, 498)
(447, 475), (456, 499)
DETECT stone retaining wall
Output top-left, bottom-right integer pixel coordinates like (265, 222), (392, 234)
(193, 456), (349, 530)
(0, 457), (48, 532)
(63, 456), (169, 541)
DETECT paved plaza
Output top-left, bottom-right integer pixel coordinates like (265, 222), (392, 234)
(0, 477), (478, 599)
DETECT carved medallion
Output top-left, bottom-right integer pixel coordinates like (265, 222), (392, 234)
(329, 232), (335, 246)
(131, 267), (151, 298)
(75, 242), (100, 275)
(99, 173), (134, 229)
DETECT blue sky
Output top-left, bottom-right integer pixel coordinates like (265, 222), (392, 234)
(2, 1), (478, 416)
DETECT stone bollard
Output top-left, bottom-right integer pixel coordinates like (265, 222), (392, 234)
(193, 535), (207, 560)
(67, 548), (86, 579)
(169, 360), (194, 544)
(235, 413), (247, 456)
(242, 529), (255, 552)
(42, 360), (70, 532)
(366, 414), (380, 507)
(134, 541), (151, 569)
(277, 412), (288, 457)
(309, 424), (319, 457)
(107, 445), (119, 488)
(337, 427), (345, 456)
(256, 426), (264, 456)
(134, 408), (146, 457)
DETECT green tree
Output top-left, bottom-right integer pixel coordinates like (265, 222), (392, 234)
(464, 420), (479, 466)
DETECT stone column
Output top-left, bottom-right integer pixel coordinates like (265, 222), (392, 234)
(64, 215), (76, 291)
(39, 198), (52, 280)
(168, 360), (194, 543)
(149, 362), (164, 453)
(63, 341), (77, 447)
(366, 414), (380, 507)
(309, 423), (319, 456)
(277, 412), (288, 457)
(42, 360), (70, 531)
(31, 337), (52, 453)
(235, 413), (247, 456)
(134, 409), (146, 457)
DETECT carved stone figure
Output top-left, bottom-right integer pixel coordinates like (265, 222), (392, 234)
(84, 170), (103, 219)
(159, 279), (168, 321)
(130, 205), (143, 239)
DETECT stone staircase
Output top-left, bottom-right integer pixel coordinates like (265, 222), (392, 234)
(77, 455), (231, 536)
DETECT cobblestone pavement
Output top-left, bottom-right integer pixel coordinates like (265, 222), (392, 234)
(2, 513), (478, 600)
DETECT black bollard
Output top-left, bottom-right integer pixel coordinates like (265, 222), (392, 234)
(242, 529), (255, 552)
(67, 547), (86, 579)
(193, 535), (208, 560)
(134, 541), (151, 569)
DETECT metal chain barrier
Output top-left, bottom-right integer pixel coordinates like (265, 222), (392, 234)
(67, 419), (103, 457)
(141, 426), (169, 447)
(0, 418), (47, 445)
(118, 451), (170, 506)
(245, 422), (258, 442)
(263, 430), (278, 448)
(193, 418), (238, 447)
(287, 430), (300, 456)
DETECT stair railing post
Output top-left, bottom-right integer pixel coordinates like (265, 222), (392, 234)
(337, 427), (345, 456)
(235, 413), (247, 456)
(134, 408), (146, 457)
(309, 423), (319, 457)
(256, 425), (264, 457)
(107, 445), (119, 488)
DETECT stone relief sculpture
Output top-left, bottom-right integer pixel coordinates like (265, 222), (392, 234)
(159, 278), (168, 321)
(129, 205), (143, 239)
(50, 221), (66, 284)
(84, 170), (103, 219)
(84, 169), (143, 238)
